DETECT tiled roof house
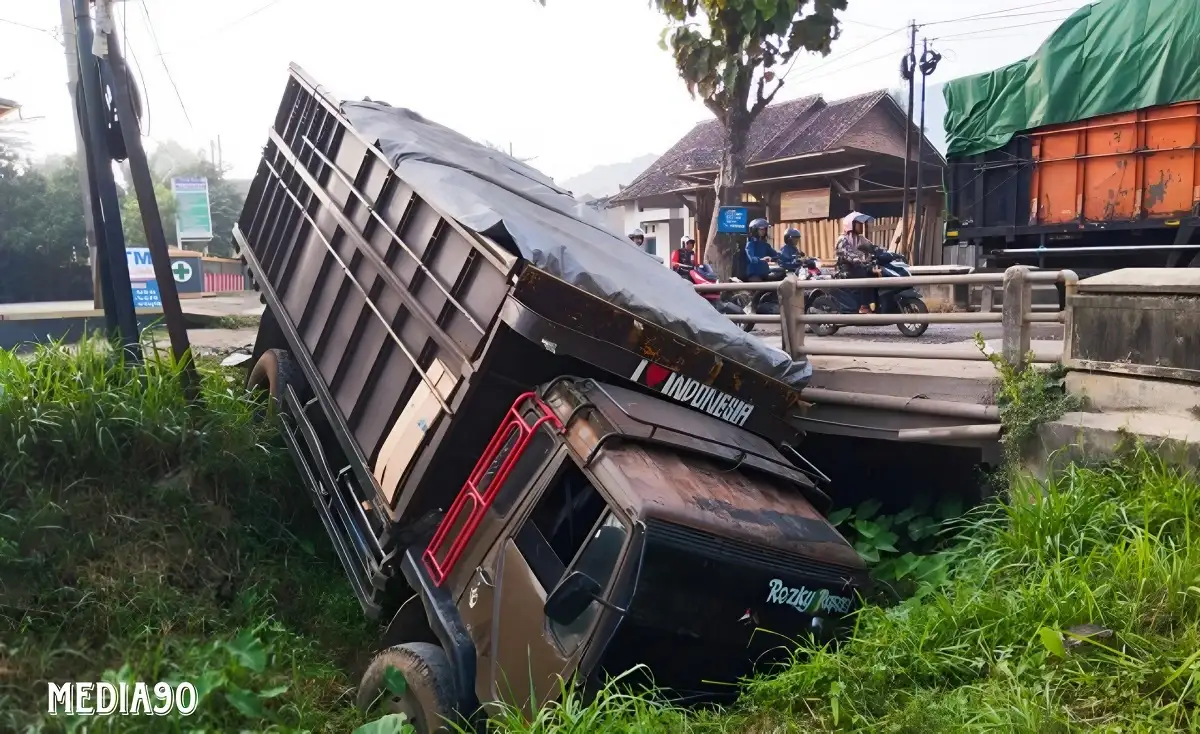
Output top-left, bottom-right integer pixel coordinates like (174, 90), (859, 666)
(607, 89), (945, 263)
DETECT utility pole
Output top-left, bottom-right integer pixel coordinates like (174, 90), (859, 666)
(913, 40), (942, 266)
(95, 0), (197, 394)
(71, 0), (141, 361)
(57, 0), (101, 309)
(900, 20), (917, 251)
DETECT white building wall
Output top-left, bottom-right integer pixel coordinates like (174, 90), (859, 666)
(611, 201), (697, 265)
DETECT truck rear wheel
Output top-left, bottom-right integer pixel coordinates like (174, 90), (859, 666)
(358, 642), (456, 734)
(247, 348), (305, 414)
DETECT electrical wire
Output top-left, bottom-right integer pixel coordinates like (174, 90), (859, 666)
(796, 43), (911, 85)
(138, 0), (192, 130)
(118, 2), (152, 137)
(932, 17), (1073, 41)
(922, 0), (1082, 27)
(783, 25), (907, 83)
(0, 16), (59, 39)
(924, 8), (1081, 27)
(205, 0), (286, 36)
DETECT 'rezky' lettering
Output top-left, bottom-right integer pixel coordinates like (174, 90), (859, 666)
(766, 578), (853, 615)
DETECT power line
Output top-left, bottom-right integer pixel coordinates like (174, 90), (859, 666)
(798, 43), (911, 85)
(118, 2), (151, 137)
(923, 8), (1080, 27)
(0, 16), (59, 39)
(207, 0), (286, 35)
(922, 0), (1081, 27)
(783, 24), (906, 83)
(137, 0), (192, 130)
(932, 17), (1073, 41)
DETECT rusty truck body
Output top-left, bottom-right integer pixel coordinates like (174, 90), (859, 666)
(235, 65), (867, 733)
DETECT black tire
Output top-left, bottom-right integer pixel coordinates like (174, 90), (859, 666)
(897, 298), (929, 338)
(357, 642), (456, 734)
(246, 348), (306, 414)
(809, 295), (840, 337)
(728, 293), (755, 332)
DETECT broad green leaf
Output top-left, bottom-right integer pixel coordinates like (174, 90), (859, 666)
(826, 508), (852, 526)
(1038, 627), (1066, 659)
(225, 687), (268, 718)
(872, 530), (900, 553)
(258, 684), (289, 699)
(225, 630), (268, 673)
(854, 542), (880, 564)
(855, 499), (883, 520)
(852, 519), (881, 539)
(354, 714), (411, 734)
(893, 507), (917, 524)
(754, 0), (776, 21)
(383, 665), (408, 697)
(893, 552), (923, 579)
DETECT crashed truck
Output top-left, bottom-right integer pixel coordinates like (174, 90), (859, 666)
(234, 64), (868, 733)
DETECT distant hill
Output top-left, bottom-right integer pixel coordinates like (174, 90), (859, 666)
(560, 153), (659, 200)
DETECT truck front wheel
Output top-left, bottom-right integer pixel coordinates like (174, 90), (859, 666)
(246, 348), (305, 414)
(358, 642), (456, 734)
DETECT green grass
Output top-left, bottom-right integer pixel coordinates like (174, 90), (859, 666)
(0, 339), (377, 732)
(5, 340), (1200, 732)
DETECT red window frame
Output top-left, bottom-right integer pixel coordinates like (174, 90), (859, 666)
(422, 392), (562, 586)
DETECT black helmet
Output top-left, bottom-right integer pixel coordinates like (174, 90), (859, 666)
(784, 227), (801, 245)
(748, 218), (770, 238)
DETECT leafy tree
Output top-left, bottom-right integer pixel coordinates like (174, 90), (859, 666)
(0, 141), (92, 303)
(538, 0), (846, 275)
(119, 140), (247, 257)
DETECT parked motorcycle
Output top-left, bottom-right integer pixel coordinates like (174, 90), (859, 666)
(674, 263), (746, 318)
(806, 246), (929, 338)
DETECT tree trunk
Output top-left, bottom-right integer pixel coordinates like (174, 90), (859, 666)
(704, 110), (750, 279)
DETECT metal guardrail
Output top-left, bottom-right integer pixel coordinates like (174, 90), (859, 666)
(695, 265), (1078, 371)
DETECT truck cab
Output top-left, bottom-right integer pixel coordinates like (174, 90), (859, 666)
(363, 378), (867, 731)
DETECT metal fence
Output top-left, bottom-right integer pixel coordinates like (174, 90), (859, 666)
(695, 265), (1079, 371)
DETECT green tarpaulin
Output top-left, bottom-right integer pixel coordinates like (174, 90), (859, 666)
(943, 0), (1200, 158)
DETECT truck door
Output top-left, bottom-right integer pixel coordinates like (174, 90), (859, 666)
(486, 460), (629, 714)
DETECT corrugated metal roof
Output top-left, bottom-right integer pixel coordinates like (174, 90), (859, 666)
(610, 90), (890, 204)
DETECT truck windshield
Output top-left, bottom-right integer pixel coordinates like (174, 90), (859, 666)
(595, 519), (858, 699)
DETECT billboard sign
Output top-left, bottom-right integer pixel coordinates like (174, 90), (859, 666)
(171, 176), (213, 240)
(126, 247), (162, 308)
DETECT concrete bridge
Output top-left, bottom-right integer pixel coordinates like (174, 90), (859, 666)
(699, 266), (1200, 491)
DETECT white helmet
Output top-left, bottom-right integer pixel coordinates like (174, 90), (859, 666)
(680, 234), (696, 247)
(628, 228), (645, 241)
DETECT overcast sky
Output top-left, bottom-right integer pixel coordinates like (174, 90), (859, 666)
(1, 0), (1092, 182)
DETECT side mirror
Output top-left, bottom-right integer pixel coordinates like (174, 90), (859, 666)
(544, 571), (602, 625)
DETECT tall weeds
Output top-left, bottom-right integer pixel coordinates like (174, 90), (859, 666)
(0, 340), (374, 732)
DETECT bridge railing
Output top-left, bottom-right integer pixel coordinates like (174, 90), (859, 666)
(694, 265), (1078, 371)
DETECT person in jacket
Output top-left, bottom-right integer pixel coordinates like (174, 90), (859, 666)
(744, 218), (779, 311)
(835, 214), (876, 313)
(779, 228), (803, 270)
(672, 235), (697, 268)
(628, 228), (646, 248)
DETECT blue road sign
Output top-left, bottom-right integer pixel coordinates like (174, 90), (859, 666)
(717, 206), (748, 233)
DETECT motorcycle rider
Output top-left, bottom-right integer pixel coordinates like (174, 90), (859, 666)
(779, 228), (803, 271)
(744, 218), (780, 312)
(628, 228), (646, 248)
(671, 235), (697, 268)
(835, 214), (876, 314)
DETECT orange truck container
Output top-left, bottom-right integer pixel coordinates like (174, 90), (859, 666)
(945, 101), (1200, 271)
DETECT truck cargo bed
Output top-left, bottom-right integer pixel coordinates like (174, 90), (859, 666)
(233, 65), (817, 615)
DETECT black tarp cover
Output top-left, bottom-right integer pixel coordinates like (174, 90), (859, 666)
(342, 101), (811, 387)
